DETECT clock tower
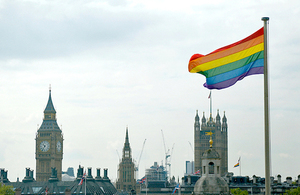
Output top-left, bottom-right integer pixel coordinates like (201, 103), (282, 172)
(116, 127), (137, 193)
(35, 88), (63, 181)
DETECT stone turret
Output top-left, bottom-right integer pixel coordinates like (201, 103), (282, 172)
(194, 136), (229, 195)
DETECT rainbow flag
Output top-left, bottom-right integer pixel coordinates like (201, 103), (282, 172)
(188, 27), (264, 90)
(234, 157), (240, 168)
(233, 162), (239, 168)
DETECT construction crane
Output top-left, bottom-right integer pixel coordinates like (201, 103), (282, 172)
(168, 143), (175, 180)
(135, 139), (146, 178)
(138, 139), (147, 168)
(116, 150), (121, 162)
(161, 130), (174, 181)
(188, 141), (194, 153)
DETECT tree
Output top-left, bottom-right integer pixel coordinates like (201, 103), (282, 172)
(284, 187), (300, 195)
(230, 188), (248, 195)
(0, 183), (14, 195)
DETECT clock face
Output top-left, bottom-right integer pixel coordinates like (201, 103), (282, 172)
(40, 141), (50, 152)
(56, 141), (61, 152)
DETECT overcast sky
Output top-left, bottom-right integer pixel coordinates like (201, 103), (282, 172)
(1, 0), (300, 183)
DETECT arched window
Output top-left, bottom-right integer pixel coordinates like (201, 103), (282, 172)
(209, 162), (214, 174)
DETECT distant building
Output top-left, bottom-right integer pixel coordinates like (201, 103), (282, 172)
(62, 167), (76, 181)
(1, 166), (117, 195)
(116, 128), (137, 193)
(194, 110), (228, 176)
(62, 167), (75, 177)
(139, 162), (178, 195)
(144, 162), (169, 188)
(35, 88), (63, 181)
(185, 161), (194, 176)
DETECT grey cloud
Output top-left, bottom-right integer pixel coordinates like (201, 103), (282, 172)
(0, 1), (152, 60)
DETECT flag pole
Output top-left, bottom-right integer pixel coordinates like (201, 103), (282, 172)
(146, 176), (148, 195)
(262, 16), (270, 195)
(209, 91), (212, 116)
(239, 157), (241, 176)
(85, 169), (87, 195)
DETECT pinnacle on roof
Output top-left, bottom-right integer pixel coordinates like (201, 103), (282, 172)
(125, 127), (130, 147)
(216, 109), (220, 120)
(44, 88), (56, 114)
(222, 111), (227, 123)
(195, 110), (199, 121)
(202, 112), (206, 124)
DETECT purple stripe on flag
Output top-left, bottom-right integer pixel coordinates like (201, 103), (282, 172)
(204, 66), (264, 89)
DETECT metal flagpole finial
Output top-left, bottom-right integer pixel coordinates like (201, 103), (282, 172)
(261, 17), (269, 21)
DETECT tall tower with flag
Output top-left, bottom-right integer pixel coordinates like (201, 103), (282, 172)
(116, 127), (137, 193)
(35, 88), (63, 181)
(194, 109), (228, 176)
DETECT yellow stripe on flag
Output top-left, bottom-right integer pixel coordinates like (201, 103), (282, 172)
(190, 42), (264, 73)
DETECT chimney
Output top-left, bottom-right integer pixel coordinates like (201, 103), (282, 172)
(30, 170), (34, 179)
(26, 168), (30, 177)
(88, 168), (92, 177)
(86, 167), (94, 181)
(77, 165), (84, 179)
(277, 174), (281, 184)
(104, 168), (108, 179)
(95, 168), (102, 181)
(49, 167), (59, 182)
(0, 168), (9, 183)
(97, 168), (101, 177)
(22, 168), (34, 183)
(253, 175), (256, 184)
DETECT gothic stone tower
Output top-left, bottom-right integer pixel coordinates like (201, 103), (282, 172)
(35, 89), (63, 181)
(116, 128), (136, 193)
(194, 110), (228, 176)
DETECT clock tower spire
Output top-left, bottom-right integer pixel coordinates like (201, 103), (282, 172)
(35, 88), (63, 182)
(116, 127), (137, 193)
